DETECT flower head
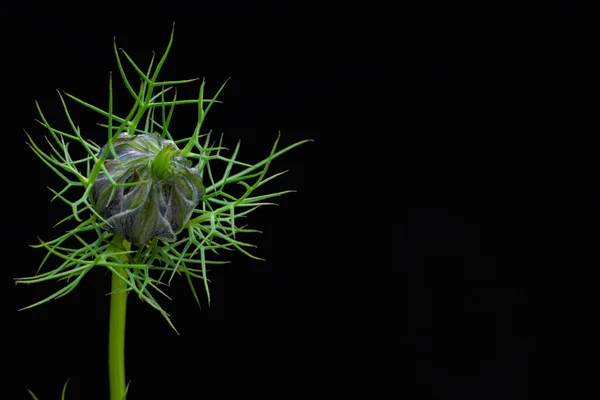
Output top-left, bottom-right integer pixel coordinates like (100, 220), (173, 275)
(93, 132), (204, 247)
(17, 26), (311, 329)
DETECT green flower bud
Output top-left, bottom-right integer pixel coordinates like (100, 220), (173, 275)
(92, 132), (204, 246)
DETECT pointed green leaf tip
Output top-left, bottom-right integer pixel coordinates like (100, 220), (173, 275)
(92, 132), (205, 247)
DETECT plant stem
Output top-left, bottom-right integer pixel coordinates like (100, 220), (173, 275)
(109, 236), (130, 400)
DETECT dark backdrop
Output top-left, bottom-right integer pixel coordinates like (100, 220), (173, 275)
(2, 2), (596, 399)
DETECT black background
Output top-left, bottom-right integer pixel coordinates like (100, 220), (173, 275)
(2, 1), (597, 399)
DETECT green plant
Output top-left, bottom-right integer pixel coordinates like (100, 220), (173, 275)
(17, 24), (310, 400)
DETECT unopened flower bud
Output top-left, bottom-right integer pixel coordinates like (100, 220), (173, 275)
(92, 132), (204, 246)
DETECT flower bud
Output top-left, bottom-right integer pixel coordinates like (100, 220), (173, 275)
(92, 132), (204, 246)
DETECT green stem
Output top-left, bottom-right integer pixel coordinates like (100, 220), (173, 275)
(109, 236), (130, 400)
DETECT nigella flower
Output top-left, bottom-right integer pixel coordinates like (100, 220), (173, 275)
(92, 132), (204, 246)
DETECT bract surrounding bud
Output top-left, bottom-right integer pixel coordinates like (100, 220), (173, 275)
(92, 132), (204, 246)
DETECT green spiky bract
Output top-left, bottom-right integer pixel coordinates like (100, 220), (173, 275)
(17, 24), (310, 400)
(27, 379), (70, 400)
